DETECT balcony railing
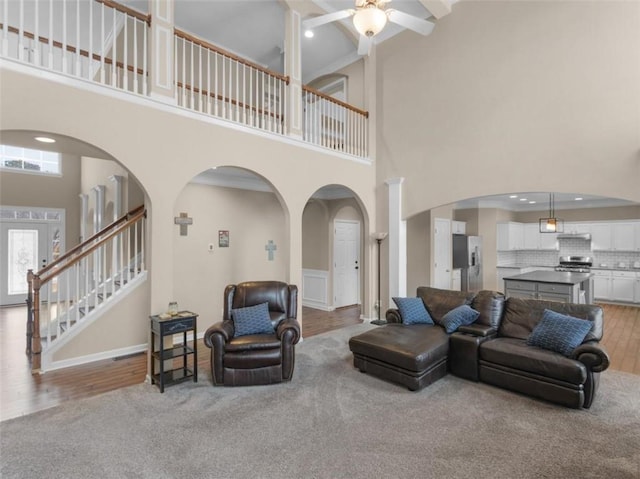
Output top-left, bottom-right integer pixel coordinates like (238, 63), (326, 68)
(0, 0), (369, 158)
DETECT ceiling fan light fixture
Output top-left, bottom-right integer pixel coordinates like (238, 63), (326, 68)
(353, 5), (387, 37)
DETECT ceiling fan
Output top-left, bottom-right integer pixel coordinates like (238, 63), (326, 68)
(303, 0), (435, 55)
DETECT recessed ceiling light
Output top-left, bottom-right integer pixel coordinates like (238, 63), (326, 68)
(529, 201), (536, 204)
(509, 195), (518, 199)
(575, 197), (583, 201)
(35, 136), (56, 143)
(304, 30), (314, 38)
(519, 198), (527, 202)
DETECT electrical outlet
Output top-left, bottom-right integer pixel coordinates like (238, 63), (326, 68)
(208, 243), (214, 252)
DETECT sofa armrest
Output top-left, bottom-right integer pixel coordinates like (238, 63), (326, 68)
(276, 318), (301, 345)
(204, 320), (234, 348)
(385, 308), (402, 324)
(457, 324), (497, 338)
(571, 342), (610, 373)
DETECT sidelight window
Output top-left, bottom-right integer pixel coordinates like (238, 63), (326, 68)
(0, 145), (61, 176)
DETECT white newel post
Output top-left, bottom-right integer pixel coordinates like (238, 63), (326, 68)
(284, 9), (302, 139)
(386, 178), (406, 308)
(149, 0), (175, 102)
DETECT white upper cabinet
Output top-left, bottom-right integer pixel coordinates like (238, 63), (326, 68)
(565, 223), (591, 234)
(590, 223), (611, 251)
(451, 221), (466, 235)
(538, 231), (559, 250)
(497, 222), (523, 251)
(612, 222), (636, 251)
(522, 223), (558, 250)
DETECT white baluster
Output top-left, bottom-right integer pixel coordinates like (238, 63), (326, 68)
(242, 64), (246, 125)
(100, 2), (105, 84)
(33, 0), (40, 64)
(62, 0), (68, 72)
(1, 0), (8, 57)
(123, 15), (128, 90)
(18, 0), (24, 61)
(142, 18), (147, 95)
(140, 216), (145, 271)
(133, 16), (138, 93)
(181, 37), (186, 106)
(206, 48), (211, 115)
(214, 51), (219, 117)
(198, 43), (202, 111)
(189, 39), (194, 108)
(111, 7), (116, 86)
(222, 54), (226, 118)
(127, 224), (132, 283)
(75, 262), (80, 325)
(75, 0), (80, 75)
(89, 0), (93, 80)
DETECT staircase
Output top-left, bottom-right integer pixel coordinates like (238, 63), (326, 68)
(26, 206), (147, 373)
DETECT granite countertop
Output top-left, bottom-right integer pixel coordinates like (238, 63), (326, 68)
(591, 266), (640, 272)
(497, 264), (555, 269)
(504, 270), (593, 285)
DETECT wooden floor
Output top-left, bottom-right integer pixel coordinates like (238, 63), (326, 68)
(0, 305), (363, 422)
(1, 302), (637, 422)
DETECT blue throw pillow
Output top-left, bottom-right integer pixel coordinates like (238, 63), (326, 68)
(526, 309), (592, 357)
(440, 305), (480, 334)
(232, 302), (275, 337)
(392, 297), (434, 325)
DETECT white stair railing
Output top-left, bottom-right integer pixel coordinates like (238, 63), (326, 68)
(174, 28), (289, 136)
(27, 206), (146, 373)
(0, 0), (150, 95)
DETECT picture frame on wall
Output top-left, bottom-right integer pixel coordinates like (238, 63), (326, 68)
(219, 230), (229, 247)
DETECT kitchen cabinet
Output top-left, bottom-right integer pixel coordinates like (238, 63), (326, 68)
(636, 223), (640, 252)
(611, 271), (636, 302)
(521, 223), (558, 250)
(564, 223), (591, 235)
(611, 223), (636, 251)
(538, 231), (559, 250)
(592, 271), (612, 300)
(497, 222), (523, 251)
(635, 273), (640, 303)
(452, 221), (466, 235)
(503, 271), (590, 303)
(590, 223), (611, 251)
(451, 269), (462, 291)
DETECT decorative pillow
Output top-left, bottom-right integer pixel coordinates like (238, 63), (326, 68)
(526, 309), (592, 357)
(440, 305), (480, 334)
(392, 297), (434, 325)
(232, 302), (274, 338)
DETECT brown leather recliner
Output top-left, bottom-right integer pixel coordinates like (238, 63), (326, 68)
(204, 281), (300, 386)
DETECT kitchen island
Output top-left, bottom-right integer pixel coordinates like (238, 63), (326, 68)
(503, 270), (594, 304)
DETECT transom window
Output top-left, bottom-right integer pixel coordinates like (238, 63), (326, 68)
(0, 144), (61, 175)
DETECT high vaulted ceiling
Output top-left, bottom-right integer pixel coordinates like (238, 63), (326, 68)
(122, 0), (448, 83)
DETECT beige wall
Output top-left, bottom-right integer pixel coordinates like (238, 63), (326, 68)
(302, 200), (330, 271)
(0, 153), (81, 248)
(173, 183), (287, 331)
(377, 0), (640, 219)
(406, 210), (430, 295)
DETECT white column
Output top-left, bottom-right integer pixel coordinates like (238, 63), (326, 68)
(386, 177), (406, 306)
(284, 8), (303, 139)
(149, 0), (175, 102)
(93, 185), (106, 232)
(108, 174), (124, 220)
(364, 47), (376, 160)
(79, 194), (89, 242)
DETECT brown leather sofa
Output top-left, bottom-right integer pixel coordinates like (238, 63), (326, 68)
(350, 287), (609, 409)
(204, 281), (301, 386)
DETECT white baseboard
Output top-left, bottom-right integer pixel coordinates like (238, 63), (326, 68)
(47, 343), (148, 372)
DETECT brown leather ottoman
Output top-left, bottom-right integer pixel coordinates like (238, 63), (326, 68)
(348, 323), (449, 391)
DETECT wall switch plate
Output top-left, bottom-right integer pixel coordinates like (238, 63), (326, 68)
(208, 243), (214, 252)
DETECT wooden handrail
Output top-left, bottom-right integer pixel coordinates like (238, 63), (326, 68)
(174, 28), (290, 84)
(176, 81), (284, 121)
(39, 208), (146, 284)
(0, 24), (147, 77)
(95, 0), (151, 25)
(37, 205), (144, 278)
(302, 84), (369, 118)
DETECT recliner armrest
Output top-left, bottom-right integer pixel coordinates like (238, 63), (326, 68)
(571, 342), (610, 373)
(385, 308), (402, 324)
(457, 324), (497, 337)
(276, 318), (301, 345)
(204, 320), (234, 347)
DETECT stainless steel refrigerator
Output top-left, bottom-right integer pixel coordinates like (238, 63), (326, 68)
(452, 234), (483, 292)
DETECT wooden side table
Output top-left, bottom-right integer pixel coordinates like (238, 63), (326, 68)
(150, 311), (198, 393)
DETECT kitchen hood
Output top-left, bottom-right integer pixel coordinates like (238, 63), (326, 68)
(557, 232), (591, 240)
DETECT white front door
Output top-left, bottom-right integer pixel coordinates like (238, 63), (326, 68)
(433, 218), (452, 289)
(333, 220), (360, 308)
(0, 222), (49, 305)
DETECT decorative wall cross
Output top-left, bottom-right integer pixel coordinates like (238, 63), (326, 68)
(265, 240), (277, 261)
(174, 212), (193, 236)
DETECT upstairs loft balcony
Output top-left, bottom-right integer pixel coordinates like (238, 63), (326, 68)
(0, 0), (370, 160)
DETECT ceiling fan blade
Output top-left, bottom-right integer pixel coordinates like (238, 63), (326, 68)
(357, 35), (372, 56)
(303, 9), (354, 30)
(387, 9), (435, 36)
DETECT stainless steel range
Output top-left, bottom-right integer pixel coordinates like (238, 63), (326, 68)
(555, 256), (593, 273)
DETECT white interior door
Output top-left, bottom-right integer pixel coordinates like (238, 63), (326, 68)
(433, 218), (452, 289)
(333, 220), (360, 308)
(0, 222), (49, 305)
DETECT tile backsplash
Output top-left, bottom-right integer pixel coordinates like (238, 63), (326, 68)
(497, 238), (640, 267)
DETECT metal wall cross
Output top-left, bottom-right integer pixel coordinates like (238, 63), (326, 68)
(265, 240), (277, 261)
(174, 212), (193, 236)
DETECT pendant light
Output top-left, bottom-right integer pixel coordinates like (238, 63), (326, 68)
(539, 193), (564, 233)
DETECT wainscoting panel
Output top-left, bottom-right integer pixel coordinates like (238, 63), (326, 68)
(302, 269), (332, 311)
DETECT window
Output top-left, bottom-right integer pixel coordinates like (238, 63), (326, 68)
(0, 144), (61, 175)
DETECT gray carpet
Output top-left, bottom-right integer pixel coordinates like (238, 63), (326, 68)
(1, 323), (639, 479)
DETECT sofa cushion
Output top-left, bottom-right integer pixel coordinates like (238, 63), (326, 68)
(441, 305), (480, 334)
(416, 287), (475, 325)
(232, 302), (275, 337)
(470, 290), (505, 328)
(499, 297), (603, 341)
(526, 310), (592, 357)
(349, 324), (449, 373)
(480, 337), (587, 385)
(392, 297), (434, 325)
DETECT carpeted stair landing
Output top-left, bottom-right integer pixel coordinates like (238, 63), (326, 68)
(1, 323), (639, 478)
